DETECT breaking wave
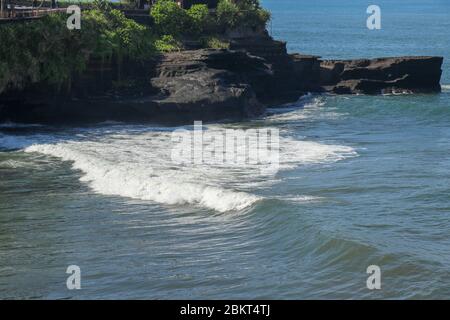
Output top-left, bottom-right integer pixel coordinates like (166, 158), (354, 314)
(24, 141), (260, 212)
(1, 122), (357, 212)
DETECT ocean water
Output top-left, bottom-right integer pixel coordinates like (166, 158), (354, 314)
(0, 0), (449, 299)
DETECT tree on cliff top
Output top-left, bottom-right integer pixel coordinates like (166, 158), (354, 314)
(150, 0), (270, 37)
(217, 0), (270, 31)
(186, 4), (213, 35)
(233, 0), (261, 9)
(150, 0), (215, 37)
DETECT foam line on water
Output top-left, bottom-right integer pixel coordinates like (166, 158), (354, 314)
(11, 125), (357, 212)
(24, 143), (260, 212)
(266, 97), (329, 122)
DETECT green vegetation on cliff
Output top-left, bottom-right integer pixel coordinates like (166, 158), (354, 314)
(0, 7), (156, 94)
(150, 0), (270, 36)
(0, 0), (270, 94)
(216, 0), (270, 31)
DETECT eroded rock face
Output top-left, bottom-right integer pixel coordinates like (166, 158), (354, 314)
(0, 49), (270, 124)
(149, 49), (270, 122)
(230, 33), (311, 104)
(0, 33), (444, 125)
(229, 33), (444, 97)
(319, 56), (443, 94)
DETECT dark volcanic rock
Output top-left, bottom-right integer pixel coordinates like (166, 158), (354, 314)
(0, 32), (444, 125)
(290, 54), (322, 92)
(149, 49), (268, 121)
(320, 56), (443, 94)
(230, 33), (312, 104)
(0, 49), (269, 125)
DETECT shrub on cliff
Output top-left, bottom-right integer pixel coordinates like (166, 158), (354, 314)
(155, 35), (182, 52)
(216, 0), (240, 31)
(186, 4), (212, 36)
(0, 9), (157, 95)
(150, 0), (188, 37)
(241, 6), (271, 29)
(105, 9), (156, 60)
(0, 13), (87, 92)
(0, 0), (272, 95)
(216, 0), (270, 31)
(148, 0), (269, 40)
(92, 0), (113, 12)
(80, 9), (156, 61)
(201, 36), (230, 49)
(234, 0), (261, 9)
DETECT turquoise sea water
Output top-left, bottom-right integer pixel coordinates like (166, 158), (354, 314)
(1, 0), (449, 299)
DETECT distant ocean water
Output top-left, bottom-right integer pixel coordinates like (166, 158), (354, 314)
(263, 0), (450, 83)
(0, 0), (449, 299)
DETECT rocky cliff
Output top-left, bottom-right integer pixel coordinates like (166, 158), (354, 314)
(229, 32), (443, 96)
(319, 56), (443, 94)
(0, 49), (270, 124)
(0, 32), (444, 125)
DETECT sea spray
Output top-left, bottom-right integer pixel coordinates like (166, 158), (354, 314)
(16, 124), (356, 212)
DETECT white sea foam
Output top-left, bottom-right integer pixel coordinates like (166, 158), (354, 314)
(277, 195), (324, 203)
(266, 109), (309, 122)
(265, 97), (339, 122)
(14, 124), (356, 212)
(279, 138), (356, 169)
(24, 142), (260, 212)
(442, 84), (450, 91)
(23, 133), (262, 212)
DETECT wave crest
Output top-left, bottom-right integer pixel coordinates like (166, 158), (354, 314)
(24, 143), (260, 212)
(10, 124), (357, 212)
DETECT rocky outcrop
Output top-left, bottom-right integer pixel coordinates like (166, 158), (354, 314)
(229, 32), (443, 96)
(0, 49), (270, 125)
(319, 56), (443, 94)
(148, 49), (268, 121)
(290, 54), (322, 92)
(0, 32), (444, 125)
(230, 33), (311, 104)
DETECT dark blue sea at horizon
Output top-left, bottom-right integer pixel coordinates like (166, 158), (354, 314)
(0, 0), (449, 299)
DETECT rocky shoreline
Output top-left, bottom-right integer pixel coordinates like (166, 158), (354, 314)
(0, 32), (444, 125)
